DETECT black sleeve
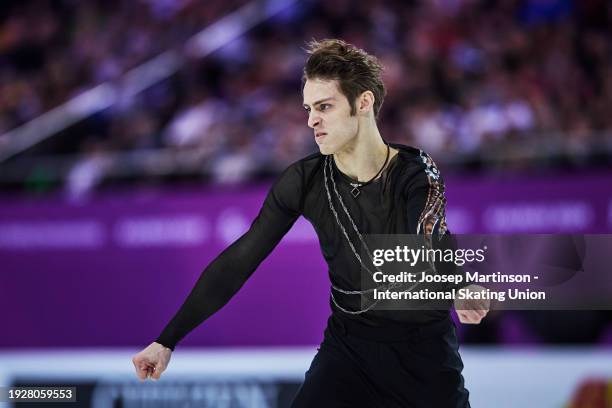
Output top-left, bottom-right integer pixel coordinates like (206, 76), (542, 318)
(404, 151), (469, 290)
(155, 163), (303, 350)
(403, 150), (448, 238)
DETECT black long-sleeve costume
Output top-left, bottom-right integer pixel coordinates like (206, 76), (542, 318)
(156, 143), (458, 350)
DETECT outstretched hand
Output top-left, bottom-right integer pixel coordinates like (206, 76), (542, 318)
(132, 342), (172, 381)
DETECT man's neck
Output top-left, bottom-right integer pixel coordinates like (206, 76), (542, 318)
(333, 124), (397, 182)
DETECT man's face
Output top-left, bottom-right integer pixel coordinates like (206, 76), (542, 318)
(302, 78), (359, 155)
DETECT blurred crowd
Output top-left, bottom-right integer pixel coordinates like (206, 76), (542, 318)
(1, 0), (611, 193)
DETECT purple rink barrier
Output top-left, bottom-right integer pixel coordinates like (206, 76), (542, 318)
(0, 171), (611, 348)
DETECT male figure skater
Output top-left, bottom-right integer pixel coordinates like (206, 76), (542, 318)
(133, 39), (489, 407)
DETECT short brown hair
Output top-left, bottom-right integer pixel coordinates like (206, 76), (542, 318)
(303, 39), (386, 119)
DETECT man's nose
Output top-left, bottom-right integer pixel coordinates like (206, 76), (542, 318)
(308, 112), (320, 129)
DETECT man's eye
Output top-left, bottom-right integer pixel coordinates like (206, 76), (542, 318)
(319, 104), (331, 111)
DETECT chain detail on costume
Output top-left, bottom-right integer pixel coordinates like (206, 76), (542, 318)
(323, 156), (378, 286)
(323, 155), (428, 315)
(327, 156), (382, 275)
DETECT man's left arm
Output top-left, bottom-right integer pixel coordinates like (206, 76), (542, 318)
(405, 150), (489, 324)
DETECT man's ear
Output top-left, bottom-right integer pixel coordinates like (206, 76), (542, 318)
(358, 91), (375, 115)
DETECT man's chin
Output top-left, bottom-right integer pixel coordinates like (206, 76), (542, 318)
(318, 144), (335, 156)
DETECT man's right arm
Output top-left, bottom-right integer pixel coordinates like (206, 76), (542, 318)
(155, 163), (304, 350)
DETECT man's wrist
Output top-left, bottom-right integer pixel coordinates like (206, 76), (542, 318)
(154, 338), (175, 352)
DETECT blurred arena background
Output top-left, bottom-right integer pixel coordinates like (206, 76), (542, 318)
(0, 0), (611, 407)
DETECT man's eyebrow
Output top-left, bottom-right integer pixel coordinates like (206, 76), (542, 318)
(302, 97), (336, 108)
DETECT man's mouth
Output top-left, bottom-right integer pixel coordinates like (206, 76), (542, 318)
(315, 132), (327, 140)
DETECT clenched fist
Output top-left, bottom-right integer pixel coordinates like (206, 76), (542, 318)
(132, 342), (172, 381)
(454, 284), (490, 324)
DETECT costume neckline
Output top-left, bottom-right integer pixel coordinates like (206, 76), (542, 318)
(331, 151), (401, 186)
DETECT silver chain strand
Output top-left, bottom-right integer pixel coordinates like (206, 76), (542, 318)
(323, 156), (378, 293)
(323, 156), (384, 314)
(323, 155), (429, 315)
(327, 155), (389, 274)
(324, 156), (378, 280)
